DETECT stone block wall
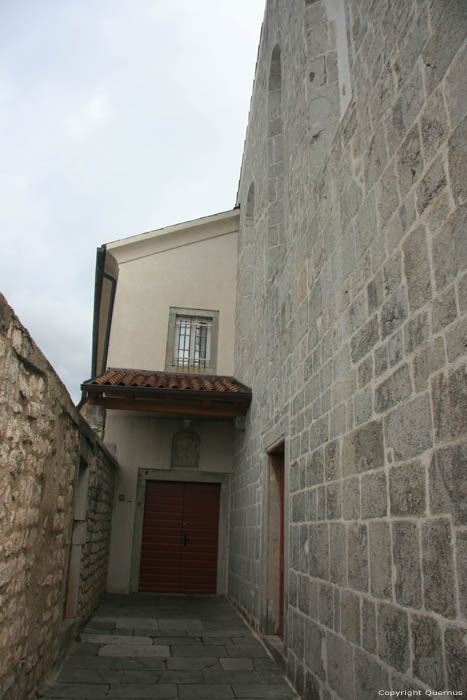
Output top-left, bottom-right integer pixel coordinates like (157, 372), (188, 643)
(0, 294), (117, 700)
(231, 0), (466, 697)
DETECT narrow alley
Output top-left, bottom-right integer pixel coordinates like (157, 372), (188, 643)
(41, 595), (299, 700)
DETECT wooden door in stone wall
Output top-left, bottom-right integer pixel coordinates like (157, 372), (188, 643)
(139, 481), (220, 593)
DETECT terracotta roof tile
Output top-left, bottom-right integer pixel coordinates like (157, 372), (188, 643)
(84, 369), (251, 396)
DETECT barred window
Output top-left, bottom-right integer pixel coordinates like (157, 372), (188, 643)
(174, 316), (212, 369)
(165, 307), (219, 374)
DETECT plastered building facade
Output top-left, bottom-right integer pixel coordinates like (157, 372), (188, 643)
(79, 0), (467, 698)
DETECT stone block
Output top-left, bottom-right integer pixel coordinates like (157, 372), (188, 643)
(304, 619), (325, 680)
(413, 336), (445, 393)
(450, 115), (467, 204)
(377, 161), (399, 228)
(430, 444), (467, 525)
(455, 530), (467, 618)
(384, 393), (433, 460)
(340, 589), (360, 645)
(420, 84), (448, 159)
(459, 272), (467, 312)
(375, 364), (411, 413)
(444, 40), (467, 128)
(355, 389), (372, 425)
(325, 481), (341, 520)
(404, 311), (429, 354)
(381, 288), (408, 339)
(411, 614), (445, 690)
(327, 632), (354, 700)
(292, 492), (305, 523)
(306, 449), (324, 486)
(391, 60), (423, 140)
(309, 416), (329, 451)
(444, 625), (467, 693)
(324, 440), (340, 481)
(403, 226), (432, 313)
(318, 583), (334, 629)
(432, 365), (467, 444)
(317, 486), (326, 521)
(361, 598), (376, 653)
(374, 344), (388, 377)
(369, 520), (392, 600)
(422, 518), (456, 618)
(446, 316), (467, 362)
(397, 124), (423, 198)
(392, 521), (422, 608)
(355, 190), (377, 258)
(329, 522), (346, 586)
(361, 470), (387, 518)
(342, 477), (360, 520)
(308, 523), (329, 580)
(391, 335), (406, 377)
(358, 357), (373, 391)
(342, 420), (384, 475)
(417, 156), (447, 215)
(354, 648), (389, 700)
(351, 316), (379, 363)
(389, 460), (426, 516)
(432, 202), (467, 290)
(304, 671), (321, 700)
(347, 523), (369, 592)
(432, 285), (457, 334)
(365, 127), (388, 191)
(423, 0), (467, 94)
(377, 602), (409, 672)
(383, 251), (402, 298)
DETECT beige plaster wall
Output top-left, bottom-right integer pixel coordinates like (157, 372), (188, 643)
(104, 410), (234, 593)
(106, 213), (239, 376)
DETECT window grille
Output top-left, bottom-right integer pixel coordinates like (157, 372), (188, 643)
(173, 316), (212, 369)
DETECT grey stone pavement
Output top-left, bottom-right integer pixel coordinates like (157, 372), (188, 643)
(40, 594), (299, 700)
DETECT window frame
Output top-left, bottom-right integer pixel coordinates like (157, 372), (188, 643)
(165, 307), (219, 374)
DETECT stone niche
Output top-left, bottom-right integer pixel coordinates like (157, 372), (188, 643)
(171, 430), (200, 469)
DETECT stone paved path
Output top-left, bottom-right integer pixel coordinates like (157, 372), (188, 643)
(40, 594), (299, 700)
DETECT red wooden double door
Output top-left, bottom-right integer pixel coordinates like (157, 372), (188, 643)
(139, 480), (220, 594)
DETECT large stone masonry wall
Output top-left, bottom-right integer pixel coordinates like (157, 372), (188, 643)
(231, 0), (467, 697)
(0, 294), (116, 700)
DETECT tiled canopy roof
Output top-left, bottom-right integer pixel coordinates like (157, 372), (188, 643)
(86, 369), (248, 394)
(81, 369), (252, 418)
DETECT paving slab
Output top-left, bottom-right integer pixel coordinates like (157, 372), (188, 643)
(82, 634), (154, 645)
(98, 644), (170, 657)
(41, 594), (298, 700)
(219, 657), (253, 671)
(107, 684), (177, 698)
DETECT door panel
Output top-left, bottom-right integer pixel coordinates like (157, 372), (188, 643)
(139, 481), (220, 593)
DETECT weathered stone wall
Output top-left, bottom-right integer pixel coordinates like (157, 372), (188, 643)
(231, 0), (467, 697)
(0, 293), (117, 700)
(73, 418), (116, 626)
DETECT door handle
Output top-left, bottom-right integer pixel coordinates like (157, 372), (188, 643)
(183, 534), (189, 547)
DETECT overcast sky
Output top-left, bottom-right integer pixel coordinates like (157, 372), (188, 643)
(0, 0), (265, 402)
